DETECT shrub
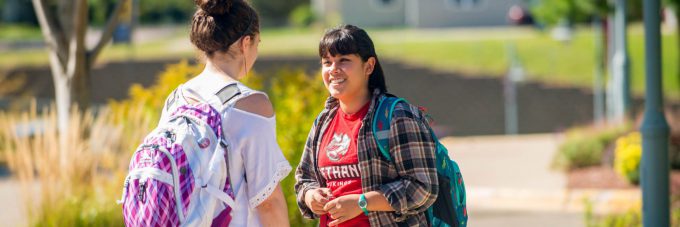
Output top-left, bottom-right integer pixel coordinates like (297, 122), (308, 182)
(614, 132), (642, 184)
(552, 124), (629, 170)
(137, 0), (195, 24)
(583, 199), (680, 227)
(266, 68), (325, 227)
(612, 115), (680, 185)
(288, 4), (316, 28)
(108, 60), (199, 152)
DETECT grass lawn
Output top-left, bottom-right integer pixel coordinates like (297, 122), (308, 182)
(1, 24), (678, 97)
(0, 24), (43, 41)
(373, 25), (679, 98)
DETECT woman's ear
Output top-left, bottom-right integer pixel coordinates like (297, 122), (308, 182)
(240, 36), (252, 53)
(365, 57), (376, 75)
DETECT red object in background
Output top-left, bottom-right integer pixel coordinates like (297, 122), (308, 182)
(507, 5), (534, 26)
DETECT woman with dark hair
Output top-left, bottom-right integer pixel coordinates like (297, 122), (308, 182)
(294, 24), (438, 227)
(159, 0), (291, 226)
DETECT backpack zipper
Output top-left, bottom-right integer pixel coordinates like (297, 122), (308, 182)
(138, 181), (147, 203)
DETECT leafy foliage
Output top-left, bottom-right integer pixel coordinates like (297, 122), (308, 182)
(552, 124), (629, 170)
(614, 132), (641, 184)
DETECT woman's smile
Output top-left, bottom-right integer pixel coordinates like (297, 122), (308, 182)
(329, 77), (347, 86)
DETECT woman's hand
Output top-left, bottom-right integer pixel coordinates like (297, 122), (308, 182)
(305, 188), (333, 215)
(323, 194), (363, 226)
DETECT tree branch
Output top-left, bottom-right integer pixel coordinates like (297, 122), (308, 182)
(89, 0), (131, 64)
(57, 0), (74, 41)
(66, 0), (88, 79)
(32, 0), (68, 73)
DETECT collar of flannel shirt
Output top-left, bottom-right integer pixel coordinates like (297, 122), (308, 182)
(323, 88), (383, 113)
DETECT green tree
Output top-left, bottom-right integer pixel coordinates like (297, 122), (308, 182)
(289, 4), (316, 28)
(251, 0), (308, 26)
(138, 0), (194, 24)
(88, 0), (116, 25)
(531, 0), (643, 27)
(532, 0), (591, 27)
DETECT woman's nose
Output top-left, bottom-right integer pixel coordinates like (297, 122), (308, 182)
(329, 62), (340, 75)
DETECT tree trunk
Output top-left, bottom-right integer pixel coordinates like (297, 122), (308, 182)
(53, 71), (71, 133)
(32, 0), (127, 133)
(69, 0), (90, 110)
(71, 61), (90, 110)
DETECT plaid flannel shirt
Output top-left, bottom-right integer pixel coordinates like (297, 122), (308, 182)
(295, 90), (438, 227)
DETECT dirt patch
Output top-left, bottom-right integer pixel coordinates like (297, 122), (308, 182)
(568, 166), (680, 195)
(567, 166), (635, 189)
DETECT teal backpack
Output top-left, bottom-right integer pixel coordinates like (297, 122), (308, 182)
(372, 95), (468, 227)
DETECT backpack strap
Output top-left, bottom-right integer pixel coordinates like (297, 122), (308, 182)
(372, 95), (406, 162)
(164, 88), (180, 113)
(215, 83), (242, 105)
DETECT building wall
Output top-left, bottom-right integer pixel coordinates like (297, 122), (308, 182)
(338, 0), (406, 27)
(409, 0), (526, 28)
(314, 0), (527, 28)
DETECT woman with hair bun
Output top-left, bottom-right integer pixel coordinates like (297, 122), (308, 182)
(158, 0), (292, 226)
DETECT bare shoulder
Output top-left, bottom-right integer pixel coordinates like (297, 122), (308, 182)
(234, 93), (275, 118)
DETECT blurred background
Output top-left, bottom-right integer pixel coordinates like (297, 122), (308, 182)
(0, 0), (679, 226)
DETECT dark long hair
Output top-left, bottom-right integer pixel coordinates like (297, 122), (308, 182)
(190, 0), (259, 57)
(318, 24), (387, 94)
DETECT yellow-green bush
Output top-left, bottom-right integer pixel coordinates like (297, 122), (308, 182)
(614, 132), (642, 185)
(266, 68), (325, 227)
(553, 124), (629, 170)
(108, 60), (200, 145)
(107, 60), (204, 164)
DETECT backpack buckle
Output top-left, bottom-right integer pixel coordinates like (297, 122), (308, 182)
(164, 130), (176, 143)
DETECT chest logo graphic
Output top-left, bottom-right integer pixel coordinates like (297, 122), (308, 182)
(326, 133), (350, 162)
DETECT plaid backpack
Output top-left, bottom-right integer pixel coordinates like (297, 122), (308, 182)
(119, 84), (241, 227)
(372, 95), (468, 227)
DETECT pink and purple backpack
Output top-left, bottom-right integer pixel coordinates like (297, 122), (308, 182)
(119, 84), (241, 227)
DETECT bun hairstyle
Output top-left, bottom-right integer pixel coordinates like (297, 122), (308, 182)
(191, 0), (259, 56)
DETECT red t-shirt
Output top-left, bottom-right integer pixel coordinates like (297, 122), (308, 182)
(317, 102), (371, 227)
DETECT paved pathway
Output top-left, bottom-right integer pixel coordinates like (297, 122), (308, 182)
(0, 177), (30, 227)
(441, 134), (585, 226)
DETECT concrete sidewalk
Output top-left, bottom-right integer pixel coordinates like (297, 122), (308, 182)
(441, 133), (640, 227)
(0, 178), (31, 227)
(441, 134), (582, 226)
